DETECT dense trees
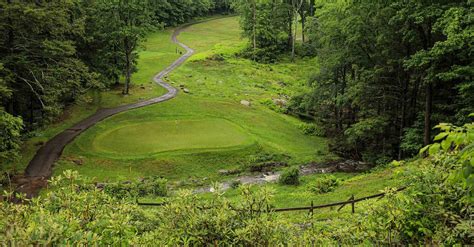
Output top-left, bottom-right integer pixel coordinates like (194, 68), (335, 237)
(233, 0), (316, 62)
(284, 1), (473, 163)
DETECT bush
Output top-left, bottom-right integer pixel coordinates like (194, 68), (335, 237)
(246, 152), (288, 172)
(298, 122), (323, 136)
(279, 166), (300, 185)
(103, 176), (167, 199)
(308, 175), (341, 194)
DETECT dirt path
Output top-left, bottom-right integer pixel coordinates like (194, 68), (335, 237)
(15, 25), (195, 198)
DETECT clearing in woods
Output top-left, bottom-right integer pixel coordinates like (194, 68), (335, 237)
(51, 17), (331, 182)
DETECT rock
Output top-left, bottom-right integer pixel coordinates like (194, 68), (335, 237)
(183, 88), (190, 93)
(273, 98), (287, 107)
(218, 169), (228, 175)
(240, 100), (251, 107)
(218, 169), (240, 176)
(72, 159), (83, 166)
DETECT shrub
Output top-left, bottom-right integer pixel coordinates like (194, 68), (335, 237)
(298, 122), (323, 136)
(259, 98), (285, 113)
(137, 177), (168, 197)
(246, 152), (288, 172)
(103, 176), (167, 199)
(279, 166), (300, 185)
(308, 175), (341, 194)
(230, 180), (242, 189)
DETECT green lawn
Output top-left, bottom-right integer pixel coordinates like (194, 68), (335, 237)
(6, 29), (182, 173)
(56, 16), (331, 183)
(89, 118), (253, 157)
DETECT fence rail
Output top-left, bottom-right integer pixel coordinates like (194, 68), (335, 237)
(137, 187), (406, 214)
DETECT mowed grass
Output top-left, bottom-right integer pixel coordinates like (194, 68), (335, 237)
(57, 16), (332, 183)
(5, 29), (182, 172)
(90, 118), (253, 157)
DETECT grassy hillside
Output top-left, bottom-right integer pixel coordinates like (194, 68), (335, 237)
(53, 17), (331, 183)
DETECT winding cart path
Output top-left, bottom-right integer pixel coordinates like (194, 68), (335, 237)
(16, 24), (195, 198)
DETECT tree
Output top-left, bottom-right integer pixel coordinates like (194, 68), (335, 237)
(97, 0), (154, 95)
(0, 1), (100, 127)
(290, 0), (472, 162)
(0, 64), (23, 165)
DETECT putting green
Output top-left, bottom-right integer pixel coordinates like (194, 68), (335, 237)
(90, 118), (253, 156)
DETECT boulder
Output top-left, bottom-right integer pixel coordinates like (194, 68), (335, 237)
(272, 98), (287, 107)
(240, 100), (251, 107)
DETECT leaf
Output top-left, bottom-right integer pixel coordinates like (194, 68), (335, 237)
(434, 132), (448, 141)
(419, 145), (430, 155)
(429, 143), (441, 155)
(441, 140), (451, 151)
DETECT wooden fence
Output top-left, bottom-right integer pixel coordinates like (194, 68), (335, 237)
(137, 187), (406, 215)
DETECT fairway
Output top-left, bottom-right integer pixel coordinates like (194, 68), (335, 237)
(91, 118), (253, 156)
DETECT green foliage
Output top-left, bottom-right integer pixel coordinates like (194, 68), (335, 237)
(400, 124), (425, 156)
(103, 177), (168, 200)
(246, 151), (288, 172)
(1, 171), (144, 245)
(289, 0), (473, 162)
(2, 119), (472, 245)
(279, 166), (300, 185)
(233, 0), (292, 62)
(298, 122), (323, 136)
(0, 111), (23, 163)
(0, 1), (101, 127)
(308, 175), (340, 194)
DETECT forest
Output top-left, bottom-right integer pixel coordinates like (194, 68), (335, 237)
(0, 0), (473, 245)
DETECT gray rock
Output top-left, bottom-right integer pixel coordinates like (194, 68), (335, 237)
(183, 88), (190, 93)
(273, 98), (287, 107)
(240, 100), (251, 107)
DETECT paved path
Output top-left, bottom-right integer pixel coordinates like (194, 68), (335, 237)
(17, 24), (195, 197)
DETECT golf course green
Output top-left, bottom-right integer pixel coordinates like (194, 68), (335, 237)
(90, 118), (253, 157)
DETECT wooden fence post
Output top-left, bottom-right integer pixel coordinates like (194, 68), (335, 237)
(351, 194), (355, 213)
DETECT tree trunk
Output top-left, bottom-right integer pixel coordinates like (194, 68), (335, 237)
(252, 0), (256, 60)
(123, 48), (131, 95)
(423, 83), (432, 146)
(310, 0), (315, 16)
(291, 13), (297, 61)
(398, 73), (408, 160)
(299, 2), (306, 43)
